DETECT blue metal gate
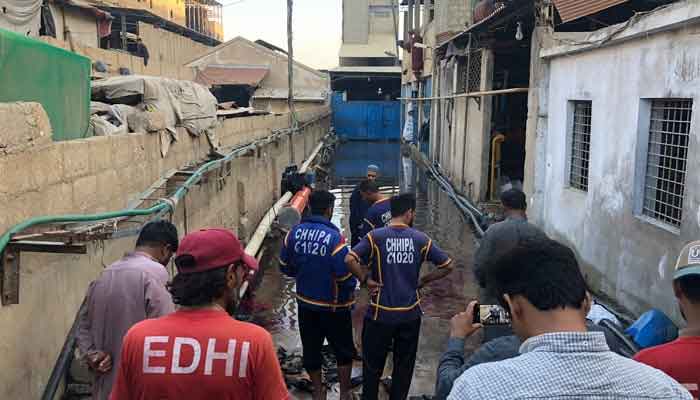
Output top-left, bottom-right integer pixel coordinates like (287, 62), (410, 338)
(332, 92), (401, 140)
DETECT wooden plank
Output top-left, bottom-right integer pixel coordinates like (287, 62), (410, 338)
(7, 241), (88, 254)
(1, 249), (20, 305)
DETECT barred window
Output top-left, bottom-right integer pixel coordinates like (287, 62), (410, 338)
(569, 101), (592, 191)
(643, 99), (692, 227)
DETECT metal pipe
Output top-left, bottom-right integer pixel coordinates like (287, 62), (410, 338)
(277, 186), (311, 229)
(239, 139), (327, 297)
(398, 87), (530, 101)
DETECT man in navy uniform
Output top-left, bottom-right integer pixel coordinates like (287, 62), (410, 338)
(346, 193), (453, 400)
(350, 165), (380, 246)
(356, 180), (392, 239)
(279, 190), (357, 400)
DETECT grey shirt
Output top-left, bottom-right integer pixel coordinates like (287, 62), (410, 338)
(77, 252), (174, 400)
(473, 215), (547, 288)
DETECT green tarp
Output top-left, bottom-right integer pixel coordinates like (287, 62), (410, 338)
(0, 28), (91, 141)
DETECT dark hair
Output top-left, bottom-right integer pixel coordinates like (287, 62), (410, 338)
(136, 220), (179, 251)
(500, 188), (527, 211)
(309, 190), (336, 216)
(483, 237), (588, 311)
(359, 179), (379, 194)
(168, 266), (228, 306)
(391, 193), (416, 217)
(678, 274), (700, 304)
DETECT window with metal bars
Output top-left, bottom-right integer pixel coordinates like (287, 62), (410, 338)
(642, 99), (692, 228)
(569, 101), (592, 191)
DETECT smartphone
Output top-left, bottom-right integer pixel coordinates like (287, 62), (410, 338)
(473, 303), (511, 325)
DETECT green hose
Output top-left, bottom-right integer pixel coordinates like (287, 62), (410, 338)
(0, 138), (258, 255)
(0, 113), (331, 256)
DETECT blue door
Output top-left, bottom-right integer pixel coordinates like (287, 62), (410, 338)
(332, 92), (401, 140)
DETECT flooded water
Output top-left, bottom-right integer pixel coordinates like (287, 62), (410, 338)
(249, 142), (481, 399)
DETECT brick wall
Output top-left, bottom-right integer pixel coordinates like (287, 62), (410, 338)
(0, 103), (329, 399)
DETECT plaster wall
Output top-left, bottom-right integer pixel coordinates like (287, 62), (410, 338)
(541, 23), (700, 320)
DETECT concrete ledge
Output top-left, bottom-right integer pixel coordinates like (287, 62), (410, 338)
(0, 102), (52, 156)
(541, 0), (700, 59)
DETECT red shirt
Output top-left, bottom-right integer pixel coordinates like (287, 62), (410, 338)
(109, 308), (289, 400)
(634, 336), (700, 399)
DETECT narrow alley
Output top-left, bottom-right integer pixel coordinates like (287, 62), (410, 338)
(2, 0), (700, 399)
(249, 142), (481, 398)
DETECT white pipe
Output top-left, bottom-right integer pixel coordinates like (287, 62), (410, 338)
(239, 138), (326, 297)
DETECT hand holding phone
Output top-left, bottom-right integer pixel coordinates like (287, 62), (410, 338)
(472, 303), (511, 325)
(450, 300), (483, 339)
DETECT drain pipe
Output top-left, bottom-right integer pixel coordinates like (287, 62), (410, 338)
(240, 139), (326, 297)
(426, 163), (486, 238)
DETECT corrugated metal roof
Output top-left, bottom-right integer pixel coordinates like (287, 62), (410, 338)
(553, 0), (630, 23)
(194, 66), (269, 87)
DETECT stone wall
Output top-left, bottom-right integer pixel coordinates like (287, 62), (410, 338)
(0, 104), (330, 399)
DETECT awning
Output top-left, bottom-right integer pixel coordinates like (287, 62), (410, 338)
(194, 65), (269, 87)
(552, 0), (629, 23)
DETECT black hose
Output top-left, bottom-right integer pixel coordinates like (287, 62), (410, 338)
(425, 163), (486, 238)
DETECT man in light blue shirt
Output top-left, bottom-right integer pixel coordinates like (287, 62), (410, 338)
(448, 238), (691, 400)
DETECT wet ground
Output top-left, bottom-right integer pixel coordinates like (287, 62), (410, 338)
(249, 142), (481, 399)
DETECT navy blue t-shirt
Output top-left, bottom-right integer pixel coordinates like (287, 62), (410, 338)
(351, 224), (451, 324)
(357, 198), (392, 239)
(279, 216), (356, 311)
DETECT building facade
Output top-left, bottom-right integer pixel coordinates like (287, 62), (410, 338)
(530, 0), (700, 321)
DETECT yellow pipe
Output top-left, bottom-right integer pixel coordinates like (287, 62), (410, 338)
(490, 133), (505, 201)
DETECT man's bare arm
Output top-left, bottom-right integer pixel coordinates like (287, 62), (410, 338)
(418, 262), (453, 288)
(345, 253), (367, 283)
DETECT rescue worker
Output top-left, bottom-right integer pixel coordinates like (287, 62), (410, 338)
(350, 165), (380, 246)
(77, 220), (178, 400)
(279, 190), (357, 400)
(346, 193), (453, 400)
(356, 180), (391, 239)
(109, 228), (288, 399)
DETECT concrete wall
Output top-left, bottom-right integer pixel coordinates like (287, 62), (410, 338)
(49, 4), (99, 48)
(189, 38), (330, 105)
(40, 20), (212, 80)
(86, 0), (186, 27)
(434, 0), (471, 37)
(0, 104), (330, 399)
(532, 2), (700, 321)
(138, 22), (211, 78)
(432, 48), (493, 202)
(343, 0), (370, 44)
(251, 99), (326, 114)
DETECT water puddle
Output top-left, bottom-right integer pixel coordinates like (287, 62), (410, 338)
(247, 142), (481, 398)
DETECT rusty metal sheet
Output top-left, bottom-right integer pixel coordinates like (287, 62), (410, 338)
(553, 0), (630, 23)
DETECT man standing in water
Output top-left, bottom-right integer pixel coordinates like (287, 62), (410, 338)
(350, 165), (380, 246)
(280, 190), (357, 400)
(356, 180), (392, 239)
(346, 193), (453, 400)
